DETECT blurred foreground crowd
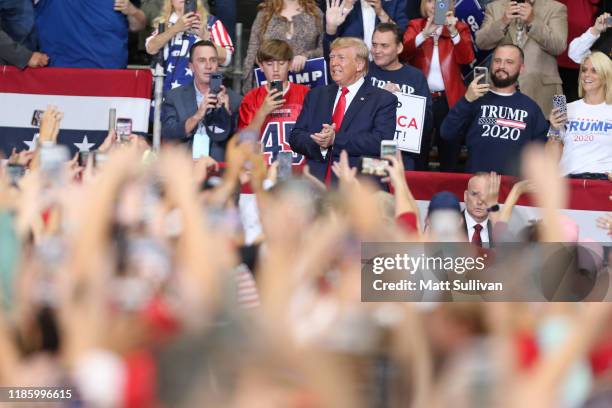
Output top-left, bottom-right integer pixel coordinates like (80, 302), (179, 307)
(1, 2), (612, 406)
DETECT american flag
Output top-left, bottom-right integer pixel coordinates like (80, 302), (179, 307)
(478, 117), (526, 130)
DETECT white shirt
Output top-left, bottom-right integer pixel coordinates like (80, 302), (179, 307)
(559, 99), (612, 175)
(464, 211), (489, 244)
(568, 29), (599, 64)
(415, 29), (461, 92)
(361, 0), (376, 59)
(322, 77), (365, 157)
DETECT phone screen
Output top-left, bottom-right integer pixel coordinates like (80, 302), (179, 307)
(360, 157), (388, 177)
(116, 118), (132, 142)
(277, 151), (293, 180)
(380, 141), (397, 158)
(31, 110), (44, 127)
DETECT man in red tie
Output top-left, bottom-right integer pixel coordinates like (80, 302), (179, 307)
(463, 173), (498, 248)
(289, 37), (398, 185)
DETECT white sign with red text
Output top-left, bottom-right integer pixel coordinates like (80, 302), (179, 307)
(394, 92), (427, 154)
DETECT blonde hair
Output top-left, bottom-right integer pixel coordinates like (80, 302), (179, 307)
(420, 0), (455, 18)
(153, 0), (209, 27)
(578, 51), (612, 104)
(330, 37), (369, 74)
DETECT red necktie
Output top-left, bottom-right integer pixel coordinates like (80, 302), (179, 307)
(325, 87), (349, 186)
(471, 224), (483, 247)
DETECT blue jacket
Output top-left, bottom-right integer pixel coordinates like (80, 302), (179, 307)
(289, 80), (398, 182)
(161, 82), (242, 162)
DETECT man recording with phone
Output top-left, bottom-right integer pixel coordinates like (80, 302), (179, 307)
(237, 39), (310, 165)
(475, 0), (568, 116)
(162, 40), (241, 161)
(440, 44), (548, 175)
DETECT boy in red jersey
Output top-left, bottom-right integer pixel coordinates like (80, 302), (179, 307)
(238, 39), (310, 165)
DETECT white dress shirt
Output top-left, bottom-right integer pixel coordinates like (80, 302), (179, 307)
(322, 77), (365, 157)
(464, 211), (490, 244)
(415, 28), (461, 92)
(361, 0), (376, 59)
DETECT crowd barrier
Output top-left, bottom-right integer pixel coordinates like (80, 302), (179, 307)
(405, 171), (612, 242)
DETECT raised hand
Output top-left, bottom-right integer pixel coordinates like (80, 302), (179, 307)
(465, 75), (490, 102)
(326, 0), (350, 34)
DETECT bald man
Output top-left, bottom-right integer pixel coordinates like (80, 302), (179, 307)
(463, 173), (497, 247)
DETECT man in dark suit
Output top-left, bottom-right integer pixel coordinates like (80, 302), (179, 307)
(463, 173), (497, 247)
(289, 37), (398, 184)
(162, 40), (241, 161)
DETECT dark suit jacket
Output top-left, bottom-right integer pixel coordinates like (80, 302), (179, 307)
(161, 82), (242, 162)
(288, 80), (398, 182)
(0, 29), (32, 68)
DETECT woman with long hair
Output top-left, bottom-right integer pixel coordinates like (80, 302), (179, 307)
(400, 0), (474, 172)
(146, 0), (234, 93)
(242, 0), (323, 93)
(548, 51), (612, 177)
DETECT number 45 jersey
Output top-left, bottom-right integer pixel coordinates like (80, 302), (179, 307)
(238, 83), (310, 166)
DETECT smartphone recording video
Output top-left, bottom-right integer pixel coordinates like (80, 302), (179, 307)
(433, 0), (451, 25)
(116, 118), (133, 143)
(31, 110), (44, 127)
(209, 72), (223, 95)
(474, 66), (489, 85)
(380, 140), (397, 158)
(277, 151), (293, 181)
(360, 157), (389, 177)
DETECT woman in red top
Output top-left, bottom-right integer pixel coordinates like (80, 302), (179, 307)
(401, 0), (474, 172)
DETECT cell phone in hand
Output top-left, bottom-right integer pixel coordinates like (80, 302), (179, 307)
(209, 72), (223, 94)
(380, 140), (397, 158)
(184, 0), (197, 14)
(552, 94), (567, 115)
(474, 66), (489, 85)
(116, 118), (132, 143)
(433, 0), (451, 25)
(31, 110), (44, 127)
(360, 157), (388, 177)
(605, 16), (612, 27)
(270, 80), (284, 100)
(277, 151), (293, 181)
(40, 144), (69, 182)
(515, 0), (526, 4)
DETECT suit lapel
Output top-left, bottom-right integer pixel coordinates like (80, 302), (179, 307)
(185, 84), (198, 115)
(339, 82), (370, 132)
(325, 84), (338, 124)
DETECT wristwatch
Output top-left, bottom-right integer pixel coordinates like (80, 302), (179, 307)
(487, 204), (500, 213)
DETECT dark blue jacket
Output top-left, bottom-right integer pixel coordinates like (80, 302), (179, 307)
(289, 80), (398, 182)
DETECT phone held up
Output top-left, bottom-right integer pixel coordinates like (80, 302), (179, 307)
(433, 0), (450, 25)
(270, 80), (284, 101)
(116, 118), (133, 143)
(552, 94), (567, 115)
(209, 72), (223, 95)
(474, 66), (489, 85)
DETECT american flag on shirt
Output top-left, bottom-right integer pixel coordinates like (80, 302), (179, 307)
(478, 117), (526, 130)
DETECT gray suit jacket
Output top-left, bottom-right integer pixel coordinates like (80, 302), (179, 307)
(475, 0), (568, 116)
(0, 28), (32, 69)
(161, 82), (242, 162)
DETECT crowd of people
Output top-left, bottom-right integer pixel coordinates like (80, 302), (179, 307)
(1, 0), (612, 406)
